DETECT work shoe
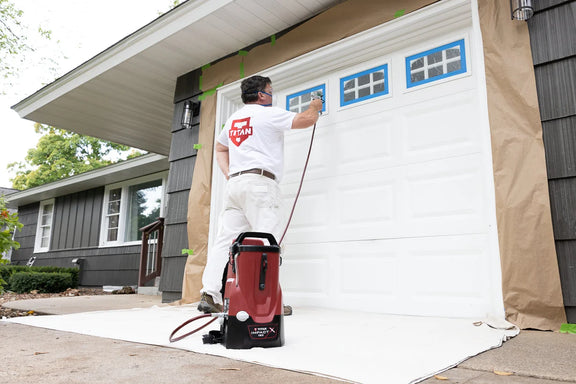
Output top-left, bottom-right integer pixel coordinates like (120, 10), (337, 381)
(283, 305), (293, 316)
(198, 293), (223, 313)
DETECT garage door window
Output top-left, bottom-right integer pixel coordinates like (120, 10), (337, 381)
(286, 84), (326, 113)
(406, 39), (467, 88)
(340, 64), (389, 107)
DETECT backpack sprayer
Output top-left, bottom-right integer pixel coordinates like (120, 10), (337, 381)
(169, 91), (324, 349)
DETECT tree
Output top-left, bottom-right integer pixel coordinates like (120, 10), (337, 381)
(0, 194), (22, 261)
(8, 124), (144, 190)
(0, 0), (52, 89)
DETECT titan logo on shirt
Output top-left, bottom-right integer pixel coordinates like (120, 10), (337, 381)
(229, 117), (253, 147)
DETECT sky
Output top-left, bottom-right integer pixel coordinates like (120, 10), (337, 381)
(0, 0), (176, 188)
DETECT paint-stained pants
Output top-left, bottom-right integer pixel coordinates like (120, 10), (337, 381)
(201, 174), (283, 305)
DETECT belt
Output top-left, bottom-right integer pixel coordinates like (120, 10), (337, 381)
(229, 168), (276, 180)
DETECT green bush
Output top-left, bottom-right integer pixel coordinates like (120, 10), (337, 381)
(0, 265), (79, 292)
(9, 272), (74, 294)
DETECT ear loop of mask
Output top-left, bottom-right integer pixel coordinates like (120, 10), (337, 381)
(260, 91), (273, 107)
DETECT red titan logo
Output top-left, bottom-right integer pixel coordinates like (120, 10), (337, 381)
(229, 117), (253, 147)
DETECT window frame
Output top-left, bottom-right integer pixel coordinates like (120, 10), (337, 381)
(34, 199), (55, 253)
(286, 84), (327, 114)
(405, 38), (468, 89)
(99, 172), (167, 247)
(339, 63), (390, 107)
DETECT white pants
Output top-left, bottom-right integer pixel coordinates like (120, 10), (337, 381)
(201, 174), (284, 304)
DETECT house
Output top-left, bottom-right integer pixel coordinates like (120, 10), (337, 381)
(6, 154), (169, 288)
(10, 0), (575, 330)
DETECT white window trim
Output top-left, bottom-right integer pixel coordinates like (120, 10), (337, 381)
(99, 172), (167, 247)
(402, 35), (472, 93)
(34, 198), (55, 253)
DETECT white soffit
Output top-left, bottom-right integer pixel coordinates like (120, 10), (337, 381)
(12, 0), (342, 155)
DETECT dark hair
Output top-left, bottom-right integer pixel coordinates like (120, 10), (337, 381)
(241, 75), (271, 103)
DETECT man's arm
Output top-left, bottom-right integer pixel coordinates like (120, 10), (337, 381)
(291, 99), (323, 129)
(215, 142), (230, 179)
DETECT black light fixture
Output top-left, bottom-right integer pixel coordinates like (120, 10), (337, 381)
(510, 0), (534, 21)
(181, 100), (193, 129)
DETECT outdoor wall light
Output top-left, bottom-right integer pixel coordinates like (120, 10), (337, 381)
(181, 100), (193, 129)
(181, 100), (200, 129)
(510, 0), (534, 21)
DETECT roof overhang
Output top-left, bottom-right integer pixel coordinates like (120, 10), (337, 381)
(12, 0), (342, 155)
(5, 153), (168, 207)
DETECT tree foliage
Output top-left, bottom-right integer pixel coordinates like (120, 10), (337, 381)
(0, 0), (52, 87)
(8, 124), (143, 190)
(0, 195), (22, 260)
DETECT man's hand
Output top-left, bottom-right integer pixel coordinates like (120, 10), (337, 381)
(309, 98), (323, 113)
(292, 99), (323, 129)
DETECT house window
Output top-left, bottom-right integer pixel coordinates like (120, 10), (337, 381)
(100, 174), (166, 246)
(406, 39), (467, 88)
(286, 84), (326, 114)
(340, 64), (389, 107)
(35, 199), (54, 252)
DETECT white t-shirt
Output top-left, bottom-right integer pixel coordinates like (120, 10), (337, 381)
(217, 104), (296, 182)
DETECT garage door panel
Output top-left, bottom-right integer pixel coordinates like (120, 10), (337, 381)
(282, 154), (486, 244)
(282, 235), (492, 317)
(402, 90), (481, 160)
(405, 155), (486, 230)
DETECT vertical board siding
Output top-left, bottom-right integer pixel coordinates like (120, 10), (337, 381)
(161, 68), (203, 302)
(542, 117), (576, 178)
(534, 58), (576, 121)
(529, 0), (576, 320)
(548, 179), (576, 239)
(10, 203), (39, 264)
(555, 240), (576, 305)
(164, 190), (190, 225)
(52, 187), (103, 250)
(530, 2), (576, 64)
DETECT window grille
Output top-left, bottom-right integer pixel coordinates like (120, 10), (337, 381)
(340, 64), (389, 106)
(286, 84), (326, 113)
(406, 39), (467, 88)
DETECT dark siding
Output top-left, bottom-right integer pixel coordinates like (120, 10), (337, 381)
(31, 245), (141, 286)
(160, 68), (202, 302)
(52, 187), (104, 250)
(529, 0), (576, 321)
(12, 188), (138, 287)
(11, 203), (39, 264)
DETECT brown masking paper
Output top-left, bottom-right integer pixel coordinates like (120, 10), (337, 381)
(478, 0), (566, 329)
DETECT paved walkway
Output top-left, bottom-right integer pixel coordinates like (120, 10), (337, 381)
(2, 295), (575, 383)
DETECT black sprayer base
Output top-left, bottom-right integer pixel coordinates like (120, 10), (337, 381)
(223, 314), (284, 349)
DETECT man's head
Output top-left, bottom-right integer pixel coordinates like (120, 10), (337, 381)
(241, 75), (272, 104)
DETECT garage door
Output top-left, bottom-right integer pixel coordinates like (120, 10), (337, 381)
(212, 0), (504, 319)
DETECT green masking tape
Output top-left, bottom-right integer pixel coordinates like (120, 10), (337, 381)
(198, 82), (224, 100)
(240, 61), (245, 78)
(394, 9), (405, 18)
(193, 144), (202, 150)
(238, 50), (248, 56)
(271, 34), (276, 46)
(560, 323), (576, 334)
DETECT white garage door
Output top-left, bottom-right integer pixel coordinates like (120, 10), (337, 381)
(212, 0), (503, 319)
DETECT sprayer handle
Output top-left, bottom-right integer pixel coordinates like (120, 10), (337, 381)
(234, 232), (279, 246)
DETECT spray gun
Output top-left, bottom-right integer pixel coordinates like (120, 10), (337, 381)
(311, 91), (324, 115)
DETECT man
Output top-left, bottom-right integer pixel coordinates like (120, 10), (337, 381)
(198, 75), (323, 313)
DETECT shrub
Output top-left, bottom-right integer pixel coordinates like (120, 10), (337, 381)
(0, 265), (79, 292)
(9, 272), (74, 294)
